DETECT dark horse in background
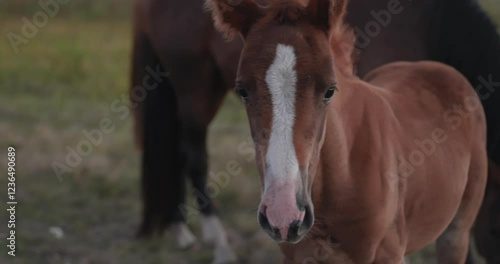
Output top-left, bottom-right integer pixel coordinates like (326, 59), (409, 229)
(130, 0), (500, 262)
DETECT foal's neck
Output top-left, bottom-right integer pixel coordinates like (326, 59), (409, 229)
(313, 78), (358, 187)
(312, 46), (377, 219)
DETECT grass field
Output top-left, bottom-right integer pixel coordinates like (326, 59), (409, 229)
(0, 15), (277, 264)
(0, 1), (499, 264)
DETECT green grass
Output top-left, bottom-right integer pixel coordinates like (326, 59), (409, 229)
(1, 19), (131, 102)
(0, 1), (499, 263)
(482, 0), (500, 23)
(0, 0), (133, 20)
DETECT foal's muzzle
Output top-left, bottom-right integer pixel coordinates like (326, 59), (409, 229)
(258, 202), (314, 244)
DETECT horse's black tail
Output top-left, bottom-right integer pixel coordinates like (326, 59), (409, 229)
(431, 0), (500, 164)
(131, 24), (185, 238)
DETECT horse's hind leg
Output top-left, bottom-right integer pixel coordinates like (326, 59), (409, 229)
(436, 149), (487, 264)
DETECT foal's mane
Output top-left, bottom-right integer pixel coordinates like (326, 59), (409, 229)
(270, 1), (307, 25)
(330, 24), (357, 78)
(205, 0), (357, 76)
(267, 1), (357, 77)
(268, 2), (357, 79)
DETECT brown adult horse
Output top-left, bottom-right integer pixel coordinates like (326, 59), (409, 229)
(205, 0), (488, 263)
(130, 0), (500, 262)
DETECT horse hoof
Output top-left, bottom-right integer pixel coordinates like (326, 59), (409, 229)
(170, 223), (197, 250)
(176, 236), (197, 250)
(202, 215), (224, 245)
(176, 233), (196, 250)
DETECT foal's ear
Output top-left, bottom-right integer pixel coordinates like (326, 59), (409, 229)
(205, 0), (264, 39)
(306, 0), (347, 33)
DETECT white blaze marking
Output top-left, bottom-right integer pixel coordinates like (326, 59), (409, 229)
(265, 44), (299, 184)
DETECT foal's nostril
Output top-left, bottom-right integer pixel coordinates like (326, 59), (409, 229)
(258, 212), (270, 229)
(258, 212), (273, 233)
(258, 212), (283, 240)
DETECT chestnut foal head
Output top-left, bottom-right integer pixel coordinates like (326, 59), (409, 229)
(207, 0), (348, 243)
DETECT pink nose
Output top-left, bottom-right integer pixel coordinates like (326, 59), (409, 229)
(258, 183), (313, 243)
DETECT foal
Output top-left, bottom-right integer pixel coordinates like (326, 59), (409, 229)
(207, 0), (487, 263)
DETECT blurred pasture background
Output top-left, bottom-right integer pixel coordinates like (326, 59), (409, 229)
(0, 0), (498, 263)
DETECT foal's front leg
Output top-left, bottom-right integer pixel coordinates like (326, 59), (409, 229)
(436, 221), (470, 263)
(436, 148), (487, 264)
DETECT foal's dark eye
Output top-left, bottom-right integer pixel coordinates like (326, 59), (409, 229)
(236, 83), (249, 103)
(323, 84), (336, 102)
